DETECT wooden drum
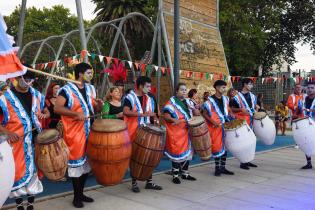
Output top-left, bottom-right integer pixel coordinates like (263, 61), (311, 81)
(87, 119), (131, 186)
(35, 129), (69, 181)
(130, 125), (165, 181)
(188, 116), (212, 161)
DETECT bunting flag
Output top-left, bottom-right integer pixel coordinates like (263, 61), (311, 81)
(98, 55), (104, 62)
(31, 50), (312, 85)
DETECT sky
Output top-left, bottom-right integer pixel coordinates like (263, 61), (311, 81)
(0, 0), (314, 72)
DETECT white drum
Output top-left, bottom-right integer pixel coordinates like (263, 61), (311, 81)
(224, 119), (256, 163)
(292, 117), (315, 156)
(253, 112), (276, 145)
(0, 134), (15, 208)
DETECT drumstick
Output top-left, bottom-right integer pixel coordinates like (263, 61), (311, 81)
(19, 128), (37, 138)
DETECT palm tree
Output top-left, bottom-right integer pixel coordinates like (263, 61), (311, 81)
(92, 0), (156, 39)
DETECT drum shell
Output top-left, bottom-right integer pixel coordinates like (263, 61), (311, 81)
(253, 115), (276, 145)
(188, 120), (212, 161)
(130, 126), (165, 181)
(0, 140), (15, 208)
(87, 124), (131, 186)
(224, 124), (256, 163)
(292, 118), (315, 156)
(35, 135), (69, 181)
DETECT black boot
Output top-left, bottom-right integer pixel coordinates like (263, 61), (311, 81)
(72, 177), (84, 208)
(240, 163), (250, 170)
(26, 195), (34, 210)
(79, 173), (94, 203)
(220, 167), (235, 175)
(172, 161), (181, 184)
(131, 178), (140, 193)
(301, 156), (313, 169)
(214, 157), (221, 176)
(181, 161), (196, 181)
(247, 162), (258, 167)
(15, 197), (24, 210)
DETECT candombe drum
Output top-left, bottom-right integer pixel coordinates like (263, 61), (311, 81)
(188, 116), (212, 160)
(253, 112), (276, 145)
(224, 119), (256, 163)
(292, 117), (315, 156)
(87, 119), (131, 186)
(35, 129), (69, 181)
(130, 125), (165, 181)
(0, 134), (15, 208)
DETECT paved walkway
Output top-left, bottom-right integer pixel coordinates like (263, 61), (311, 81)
(4, 146), (315, 210)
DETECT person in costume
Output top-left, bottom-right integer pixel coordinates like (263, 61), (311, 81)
(202, 80), (235, 177)
(0, 70), (50, 210)
(275, 101), (289, 136)
(123, 76), (162, 193)
(229, 78), (259, 170)
(54, 62), (103, 208)
(163, 83), (199, 184)
(287, 84), (306, 120)
(297, 82), (315, 169)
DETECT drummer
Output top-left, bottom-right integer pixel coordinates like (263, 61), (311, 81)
(287, 84), (306, 120)
(55, 62), (103, 208)
(162, 82), (199, 184)
(202, 80), (235, 176)
(229, 78), (259, 170)
(0, 70), (50, 210)
(123, 76), (162, 193)
(297, 81), (315, 169)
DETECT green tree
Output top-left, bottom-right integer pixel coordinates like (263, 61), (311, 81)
(219, 0), (315, 76)
(92, 0), (158, 60)
(4, 5), (91, 63)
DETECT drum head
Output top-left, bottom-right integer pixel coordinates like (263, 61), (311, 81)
(224, 119), (246, 130)
(292, 117), (309, 123)
(36, 129), (60, 145)
(0, 133), (8, 144)
(92, 119), (127, 132)
(254, 112), (267, 120)
(188, 116), (205, 127)
(141, 125), (165, 135)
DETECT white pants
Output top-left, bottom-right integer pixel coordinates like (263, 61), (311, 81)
(68, 161), (91, 178)
(10, 174), (43, 198)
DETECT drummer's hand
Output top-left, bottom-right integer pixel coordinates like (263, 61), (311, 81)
(212, 122), (220, 128)
(145, 112), (156, 117)
(74, 113), (87, 121)
(116, 112), (124, 118)
(172, 119), (181, 125)
(5, 130), (20, 143)
(241, 108), (248, 114)
(36, 113), (48, 119)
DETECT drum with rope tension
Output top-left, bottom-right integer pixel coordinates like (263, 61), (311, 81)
(292, 117), (315, 156)
(253, 112), (276, 145)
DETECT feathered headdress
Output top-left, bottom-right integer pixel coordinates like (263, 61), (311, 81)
(102, 62), (127, 83)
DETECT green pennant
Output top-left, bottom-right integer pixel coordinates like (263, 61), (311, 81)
(146, 65), (152, 75)
(91, 53), (96, 60)
(206, 73), (209, 80)
(223, 75), (227, 81)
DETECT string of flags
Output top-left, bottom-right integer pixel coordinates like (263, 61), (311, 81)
(32, 50), (315, 84)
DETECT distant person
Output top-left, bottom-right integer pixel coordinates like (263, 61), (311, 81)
(257, 93), (266, 112)
(188, 88), (200, 109)
(275, 101), (289, 136)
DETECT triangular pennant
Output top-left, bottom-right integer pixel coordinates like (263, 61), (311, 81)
(262, 78), (265, 84)
(57, 60), (61, 67)
(44, 63), (48, 69)
(90, 53), (96, 60)
(98, 55), (104, 62)
(273, 77), (278, 83)
(105, 56), (112, 64)
(179, 70), (183, 75)
(232, 76), (236, 82)
(161, 67), (165, 73)
(206, 73), (209, 80)
(127, 61), (133, 68)
(167, 68), (171, 74)
(80, 50), (87, 59)
(153, 65), (158, 71)
(210, 74), (214, 81)
(220, 73), (223, 80)
(141, 63), (146, 72)
(134, 62), (139, 70)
